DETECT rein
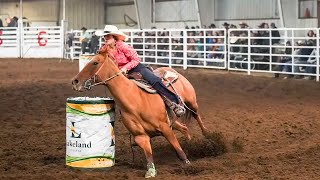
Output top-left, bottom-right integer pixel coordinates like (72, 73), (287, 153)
(87, 71), (122, 89)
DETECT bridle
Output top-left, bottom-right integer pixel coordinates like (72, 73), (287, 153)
(84, 55), (122, 90)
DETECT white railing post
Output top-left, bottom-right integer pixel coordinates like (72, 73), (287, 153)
(317, 28), (319, 82)
(18, 19), (23, 58)
(224, 28), (227, 69)
(60, 20), (65, 59)
(204, 29), (207, 67)
(269, 29), (272, 71)
(142, 30), (145, 63)
(169, 31), (172, 68)
(183, 30), (187, 70)
(248, 29), (251, 75)
(155, 30), (158, 64)
(130, 31), (133, 47)
(291, 29), (294, 75)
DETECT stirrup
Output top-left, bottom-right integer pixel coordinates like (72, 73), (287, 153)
(169, 102), (185, 117)
(162, 97), (185, 117)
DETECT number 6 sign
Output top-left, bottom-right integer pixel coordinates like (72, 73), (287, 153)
(37, 31), (47, 46)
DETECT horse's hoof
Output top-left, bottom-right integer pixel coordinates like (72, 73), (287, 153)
(184, 159), (191, 165)
(145, 163), (157, 178)
(145, 168), (157, 178)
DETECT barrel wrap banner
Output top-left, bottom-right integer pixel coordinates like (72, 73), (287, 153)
(66, 97), (115, 168)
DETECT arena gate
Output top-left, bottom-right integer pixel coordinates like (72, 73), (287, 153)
(0, 23), (64, 58)
(0, 27), (20, 58)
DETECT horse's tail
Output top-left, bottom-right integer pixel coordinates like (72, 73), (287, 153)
(180, 105), (194, 127)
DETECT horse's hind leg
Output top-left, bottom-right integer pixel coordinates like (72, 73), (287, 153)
(172, 121), (191, 140)
(160, 123), (190, 164)
(187, 101), (208, 136)
(134, 135), (157, 178)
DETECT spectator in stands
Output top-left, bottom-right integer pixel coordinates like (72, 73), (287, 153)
(11, 17), (18, 27)
(222, 22), (229, 30)
(157, 30), (169, 58)
(282, 40), (310, 79)
(211, 38), (224, 59)
(238, 22), (249, 37)
(274, 41), (292, 78)
(6, 17), (17, 27)
(66, 32), (74, 49)
(0, 18), (3, 27)
(89, 31), (99, 54)
(172, 39), (183, 59)
(196, 31), (204, 58)
(207, 40), (217, 58)
(256, 23), (270, 45)
(307, 30), (316, 46)
(206, 30), (215, 46)
(80, 27), (91, 54)
(304, 49), (317, 80)
(209, 23), (216, 28)
(270, 23), (281, 68)
(307, 30), (316, 37)
(293, 40), (314, 77)
(187, 38), (198, 65)
(133, 32), (143, 55)
(22, 17), (30, 27)
(270, 23), (280, 45)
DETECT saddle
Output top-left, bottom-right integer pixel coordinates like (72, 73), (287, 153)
(127, 67), (179, 93)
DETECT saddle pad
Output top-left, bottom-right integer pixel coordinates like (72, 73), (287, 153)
(128, 69), (179, 93)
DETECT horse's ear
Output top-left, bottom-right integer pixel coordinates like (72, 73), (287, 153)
(97, 53), (107, 62)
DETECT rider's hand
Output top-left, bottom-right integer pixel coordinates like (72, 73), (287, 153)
(120, 67), (128, 74)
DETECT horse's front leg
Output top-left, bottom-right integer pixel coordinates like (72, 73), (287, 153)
(160, 122), (190, 164)
(134, 135), (157, 178)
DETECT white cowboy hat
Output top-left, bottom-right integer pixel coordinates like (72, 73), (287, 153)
(95, 25), (127, 41)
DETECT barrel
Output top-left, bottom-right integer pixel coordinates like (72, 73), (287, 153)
(66, 97), (115, 169)
(79, 54), (94, 72)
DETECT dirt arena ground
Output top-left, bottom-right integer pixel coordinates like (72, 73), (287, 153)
(1, 58), (320, 180)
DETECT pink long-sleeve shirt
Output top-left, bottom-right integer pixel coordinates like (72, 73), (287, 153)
(100, 41), (141, 71)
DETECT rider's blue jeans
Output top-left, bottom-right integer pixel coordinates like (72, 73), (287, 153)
(128, 63), (180, 103)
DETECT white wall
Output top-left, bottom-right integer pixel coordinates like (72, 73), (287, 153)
(106, 4), (138, 29)
(65, 0), (105, 30)
(214, 0), (279, 20)
(0, 0), (59, 26)
(136, 0), (152, 29)
(106, 0), (199, 29)
(213, 0), (317, 30)
(1, 0), (316, 31)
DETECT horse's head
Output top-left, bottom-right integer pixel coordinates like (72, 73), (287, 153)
(71, 53), (119, 91)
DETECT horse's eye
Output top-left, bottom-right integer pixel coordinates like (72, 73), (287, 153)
(93, 62), (98, 65)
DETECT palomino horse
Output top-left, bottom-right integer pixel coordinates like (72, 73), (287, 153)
(71, 53), (207, 178)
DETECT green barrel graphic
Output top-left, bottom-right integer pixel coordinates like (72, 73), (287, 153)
(66, 97), (115, 169)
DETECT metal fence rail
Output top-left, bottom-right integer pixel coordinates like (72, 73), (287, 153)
(67, 28), (227, 70)
(1, 25), (320, 81)
(228, 28), (319, 81)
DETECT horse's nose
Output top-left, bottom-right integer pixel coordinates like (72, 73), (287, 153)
(72, 79), (79, 85)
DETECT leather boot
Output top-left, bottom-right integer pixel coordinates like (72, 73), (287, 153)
(163, 97), (185, 117)
(152, 82), (185, 117)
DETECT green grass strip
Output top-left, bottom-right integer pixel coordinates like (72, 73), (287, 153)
(66, 155), (114, 163)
